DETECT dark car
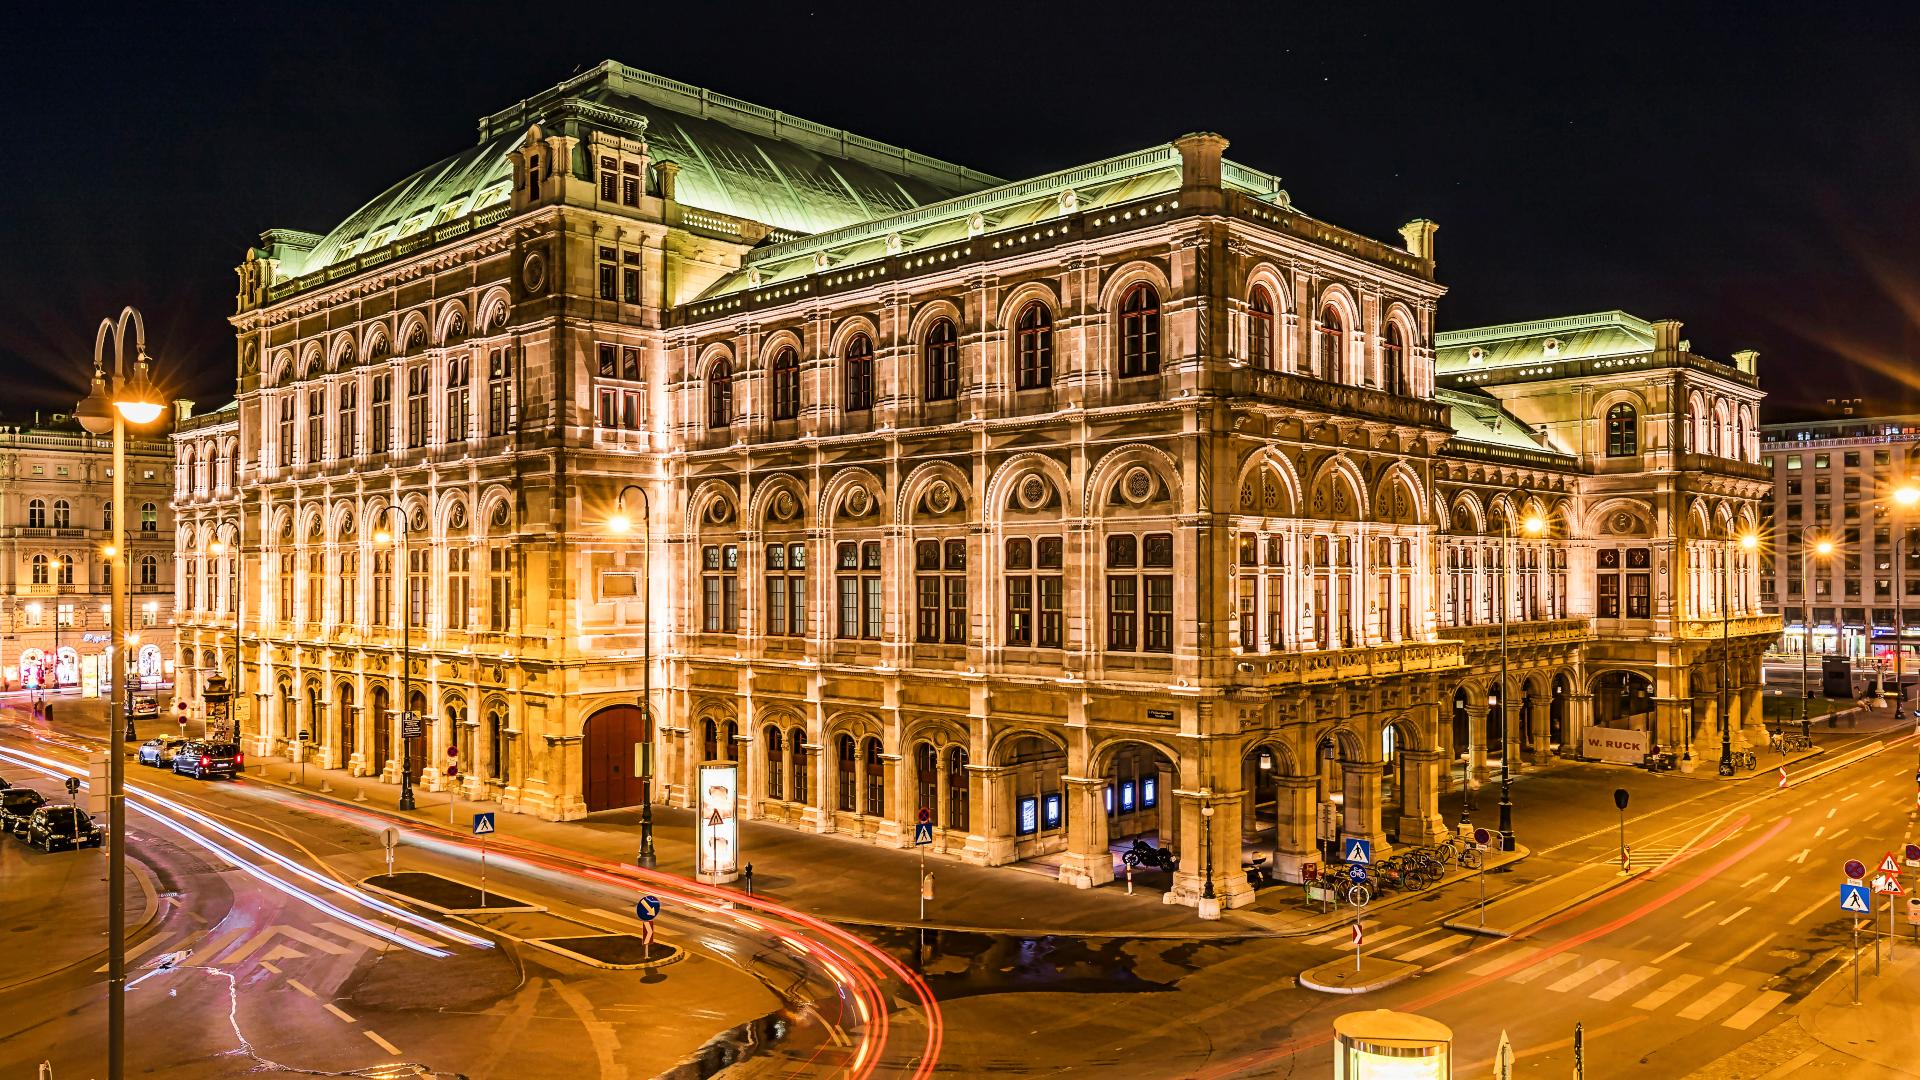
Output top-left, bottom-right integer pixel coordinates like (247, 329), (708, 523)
(172, 741), (242, 780)
(0, 788), (48, 836)
(25, 805), (101, 851)
(137, 737), (189, 768)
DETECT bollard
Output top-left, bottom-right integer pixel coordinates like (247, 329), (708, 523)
(744, 863), (754, 897)
(1126, 864), (1134, 895)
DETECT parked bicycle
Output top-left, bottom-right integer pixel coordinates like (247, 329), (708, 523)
(1730, 748), (1757, 771)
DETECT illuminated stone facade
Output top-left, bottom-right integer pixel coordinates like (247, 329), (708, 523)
(176, 61), (1775, 911)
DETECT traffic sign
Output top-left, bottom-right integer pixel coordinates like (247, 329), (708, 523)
(916, 807), (932, 825)
(1879, 852), (1903, 875)
(447, 745), (459, 762)
(635, 895), (661, 922)
(1613, 789), (1629, 811)
(1347, 864), (1369, 884)
(1351, 922), (1363, 947)
(379, 827), (398, 851)
(1906, 842), (1920, 868)
(707, 808), (724, 827)
(1841, 882), (1873, 914)
(63, 777), (79, 797)
(1872, 872), (1906, 896)
(1473, 827), (1492, 851)
(913, 822), (934, 845)
(1845, 859), (1867, 881)
(1343, 837), (1374, 865)
(472, 812), (495, 836)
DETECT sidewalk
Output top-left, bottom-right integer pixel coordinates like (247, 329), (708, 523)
(238, 756), (1255, 939)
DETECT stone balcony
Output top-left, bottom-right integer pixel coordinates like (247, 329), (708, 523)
(1446, 616), (1593, 652)
(1233, 638), (1465, 690)
(1678, 612), (1783, 640)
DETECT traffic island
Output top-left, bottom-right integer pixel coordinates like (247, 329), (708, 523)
(533, 934), (686, 970)
(363, 871), (542, 914)
(1441, 861), (1640, 937)
(1298, 956), (1420, 994)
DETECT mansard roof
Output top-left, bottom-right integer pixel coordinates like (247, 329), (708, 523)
(277, 61), (1001, 280)
(1436, 386), (1572, 459)
(1433, 311), (1655, 372)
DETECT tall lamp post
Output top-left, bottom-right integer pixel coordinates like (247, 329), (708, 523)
(608, 484), (655, 868)
(1890, 485), (1920, 720)
(374, 506), (417, 811)
(1719, 532), (1760, 777)
(207, 533), (244, 745)
(1497, 506), (1546, 851)
(1800, 531), (1834, 740)
(75, 306), (165, 1080)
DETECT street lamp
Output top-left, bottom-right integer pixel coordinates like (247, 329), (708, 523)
(1200, 799), (1216, 904)
(1801, 533), (1835, 738)
(1496, 507), (1546, 851)
(609, 484), (656, 868)
(374, 507), (417, 811)
(1719, 532), (1760, 777)
(74, 306), (164, 1080)
(1890, 484), (1920, 720)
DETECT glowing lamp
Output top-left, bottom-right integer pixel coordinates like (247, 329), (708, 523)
(374, 530), (393, 545)
(607, 513), (633, 535)
(1896, 484), (1920, 507)
(1740, 533), (1759, 550)
(1522, 515), (1546, 536)
(1814, 539), (1835, 557)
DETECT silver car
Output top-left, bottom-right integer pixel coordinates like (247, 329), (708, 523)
(137, 737), (189, 768)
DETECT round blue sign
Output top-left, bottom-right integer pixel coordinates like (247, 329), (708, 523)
(1347, 865), (1368, 884)
(635, 895), (661, 922)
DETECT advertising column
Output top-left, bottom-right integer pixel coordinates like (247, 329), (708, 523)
(696, 760), (740, 884)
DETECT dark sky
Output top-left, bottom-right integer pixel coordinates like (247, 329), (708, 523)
(4, 2), (1918, 421)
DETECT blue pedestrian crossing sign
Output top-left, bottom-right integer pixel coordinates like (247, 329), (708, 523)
(635, 895), (661, 922)
(913, 822), (934, 845)
(472, 812), (496, 836)
(1840, 882), (1873, 914)
(1343, 837), (1374, 866)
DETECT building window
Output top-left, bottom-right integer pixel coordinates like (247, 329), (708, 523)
(370, 373), (391, 454)
(278, 395), (295, 465)
(914, 538), (968, 644)
(1248, 286), (1275, 369)
(406, 366), (429, 448)
(444, 355), (470, 443)
(863, 737), (885, 816)
(1383, 321), (1411, 394)
(26, 499), (44, 529)
(622, 160), (641, 206)
(1005, 536), (1064, 648)
(488, 543), (512, 632)
(306, 388), (325, 460)
(844, 334), (875, 412)
(1236, 533), (1290, 650)
(598, 246), (617, 301)
(924, 318), (958, 401)
(1118, 283), (1161, 378)
(51, 500), (69, 529)
(1016, 302), (1053, 389)
(372, 549), (392, 626)
(836, 734), (857, 812)
(279, 552), (294, 622)
(1316, 305), (1345, 378)
(597, 387), (642, 431)
(57, 603), (75, 627)
(442, 546), (469, 631)
(707, 360), (733, 429)
(140, 503), (157, 531)
(836, 541), (883, 640)
(599, 155), (617, 201)
(764, 726), (784, 800)
(408, 548), (428, 629)
(1106, 533), (1175, 652)
(337, 380), (358, 457)
(340, 550), (359, 625)
(29, 554), (46, 585)
(623, 251), (641, 304)
(770, 347), (800, 420)
(102, 501), (112, 531)
(57, 554), (73, 586)
(764, 542), (807, 636)
(701, 544), (739, 633)
(1606, 403), (1638, 456)
(487, 348), (514, 437)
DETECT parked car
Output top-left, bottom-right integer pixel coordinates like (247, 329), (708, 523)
(172, 741), (243, 780)
(25, 805), (101, 851)
(137, 737), (189, 768)
(131, 694), (160, 721)
(0, 788), (48, 836)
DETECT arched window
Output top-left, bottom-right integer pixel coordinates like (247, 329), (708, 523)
(1118, 283), (1161, 378)
(789, 726), (810, 804)
(1316, 305), (1345, 379)
(702, 718), (719, 761)
(51, 500), (69, 530)
(103, 501), (112, 530)
(764, 725), (784, 799)
(770, 347), (800, 421)
(862, 735), (885, 816)
(924, 318), (958, 401)
(844, 334), (874, 412)
(1381, 321), (1407, 395)
(1248, 286), (1275, 369)
(140, 503), (158, 532)
(27, 499), (44, 529)
(706, 360), (733, 429)
(487, 706), (508, 783)
(1015, 302), (1053, 389)
(29, 554), (47, 585)
(836, 734), (857, 812)
(140, 555), (158, 586)
(57, 554), (73, 586)
(1606, 403), (1638, 456)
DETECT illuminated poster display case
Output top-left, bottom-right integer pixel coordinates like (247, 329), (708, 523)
(696, 760), (740, 884)
(1332, 1010), (1452, 1080)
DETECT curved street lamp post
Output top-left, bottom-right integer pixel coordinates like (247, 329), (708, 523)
(609, 485), (656, 867)
(375, 507), (418, 811)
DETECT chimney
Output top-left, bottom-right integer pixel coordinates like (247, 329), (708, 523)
(173, 399), (195, 425)
(1398, 219), (1439, 264)
(655, 160), (681, 202)
(1731, 349), (1758, 375)
(1171, 133), (1229, 209)
(1651, 319), (1684, 357)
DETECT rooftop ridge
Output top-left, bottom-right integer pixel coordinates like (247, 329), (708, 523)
(1436, 310), (1652, 346)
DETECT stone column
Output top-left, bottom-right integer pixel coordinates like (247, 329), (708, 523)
(1466, 704), (1490, 782)
(1396, 749), (1447, 845)
(1341, 759), (1390, 858)
(1272, 775), (1319, 883)
(1055, 776), (1111, 889)
(974, 765), (1015, 865)
(1166, 789), (1252, 916)
(934, 755), (952, 840)
(1742, 684), (1768, 751)
(877, 754), (905, 845)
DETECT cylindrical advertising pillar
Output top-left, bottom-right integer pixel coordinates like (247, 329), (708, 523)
(1333, 1010), (1453, 1079)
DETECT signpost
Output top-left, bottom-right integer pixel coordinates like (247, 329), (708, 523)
(446, 746), (460, 824)
(1351, 920), (1363, 973)
(1474, 827), (1492, 924)
(380, 827), (397, 878)
(1873, 853), (1905, 958)
(1613, 789), (1630, 875)
(914, 807), (933, 924)
(1842, 879), (1873, 1004)
(636, 894), (661, 960)
(472, 812), (495, 906)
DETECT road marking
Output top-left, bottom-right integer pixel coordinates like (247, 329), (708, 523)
(285, 978), (317, 999)
(1869, 779), (1888, 790)
(97, 933), (172, 972)
(1590, 964), (1660, 1001)
(1717, 932), (1780, 973)
(1470, 945), (1540, 976)
(1827, 807), (1839, 819)
(1546, 957), (1618, 993)
(1720, 988), (1791, 1030)
(1304, 921), (1377, 946)
(1769, 874), (1792, 894)
(1740, 872), (1768, 888)
(363, 1031), (402, 1055)
(1789, 848), (1810, 864)
(259, 961), (282, 975)
(1683, 900), (1717, 919)
(1815, 826), (1827, 838)
(322, 1003), (356, 1024)
(316, 920), (393, 953)
(195, 925), (249, 963)
(1718, 905), (1752, 926)
(1677, 979), (1746, 1021)
(1508, 952), (1578, 985)
(1376, 926), (1443, 952)
(1394, 934), (1472, 962)
(1830, 828), (1849, 841)
(1652, 941), (1693, 964)
(1841, 792), (1860, 802)
(1789, 893), (1829, 925)
(1633, 973), (1702, 1010)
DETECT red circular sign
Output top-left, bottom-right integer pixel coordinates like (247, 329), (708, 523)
(1845, 859), (1867, 880)
(916, 807), (932, 825)
(446, 746), (459, 761)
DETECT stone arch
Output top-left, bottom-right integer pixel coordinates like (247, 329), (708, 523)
(298, 342), (325, 381)
(1086, 442), (1181, 515)
(327, 332), (356, 371)
(1305, 453), (1369, 522)
(901, 715), (969, 751)
(435, 493), (471, 538)
(397, 310), (431, 354)
(475, 286), (512, 333)
(827, 314), (881, 362)
(985, 452), (1076, 521)
(694, 340), (735, 378)
(1096, 258), (1173, 317)
(748, 472), (810, 531)
(1584, 496), (1653, 538)
(756, 328), (805, 370)
(988, 725), (1068, 764)
(993, 279), (1063, 335)
(685, 479), (741, 536)
(1308, 722), (1371, 764)
(359, 322), (391, 363)
(906, 298), (965, 345)
(434, 298), (469, 345)
(1373, 461), (1425, 525)
(816, 465), (887, 527)
(1448, 490), (1484, 534)
(1234, 448), (1302, 519)
(897, 459), (973, 524)
(1089, 735), (1185, 780)
(477, 486), (515, 532)
(268, 347), (295, 386)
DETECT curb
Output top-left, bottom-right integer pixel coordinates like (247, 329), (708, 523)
(0, 844), (165, 994)
(1297, 958), (1420, 995)
(1440, 864), (1644, 938)
(1245, 843), (1534, 940)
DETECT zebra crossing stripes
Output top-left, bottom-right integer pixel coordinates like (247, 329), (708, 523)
(1589, 964), (1660, 1002)
(1721, 990), (1790, 1030)
(1677, 980), (1747, 1021)
(1633, 973), (1703, 1010)
(1507, 953), (1578, 984)
(1393, 933), (1472, 962)
(1545, 957), (1618, 993)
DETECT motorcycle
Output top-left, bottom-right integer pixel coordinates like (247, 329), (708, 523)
(1121, 838), (1177, 873)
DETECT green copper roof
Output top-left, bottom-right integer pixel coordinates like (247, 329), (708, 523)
(1434, 311), (1655, 372)
(1437, 386), (1571, 456)
(283, 61), (1002, 279)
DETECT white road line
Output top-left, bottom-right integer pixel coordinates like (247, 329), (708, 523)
(1590, 964), (1660, 1002)
(1789, 894), (1831, 925)
(322, 1002), (356, 1023)
(1677, 980), (1746, 1021)
(1508, 952), (1578, 985)
(1380, 927), (1446, 953)
(1304, 921), (1379, 946)
(1869, 779), (1888, 790)
(1546, 958), (1618, 993)
(1394, 934), (1472, 963)
(97, 933), (172, 973)
(1827, 807), (1839, 819)
(1652, 941), (1692, 964)
(1842, 792), (1860, 802)
(1815, 826), (1827, 838)
(1740, 873), (1768, 888)
(1633, 973), (1702, 1010)
(1470, 945), (1541, 976)
(1716, 932), (1780, 973)
(285, 978), (317, 998)
(315, 920), (393, 953)
(1358, 923), (1422, 948)
(1830, 828), (1849, 841)
(1769, 874), (1792, 894)
(1718, 905), (1752, 926)
(1789, 848), (1811, 864)
(1683, 900), (1717, 919)
(195, 925), (249, 963)
(363, 1031), (402, 1055)
(1722, 990), (1792, 1030)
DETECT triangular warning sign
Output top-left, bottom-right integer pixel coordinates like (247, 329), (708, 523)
(707, 809), (724, 826)
(1880, 853), (1903, 875)
(1343, 839), (1372, 865)
(1873, 873), (1907, 896)
(1842, 886), (1873, 913)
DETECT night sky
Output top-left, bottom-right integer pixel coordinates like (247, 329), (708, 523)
(3, 2), (1917, 421)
